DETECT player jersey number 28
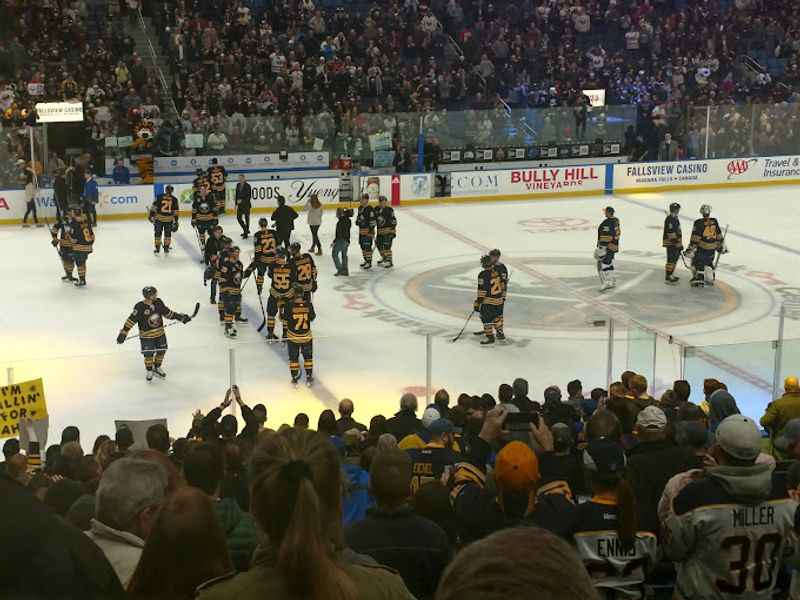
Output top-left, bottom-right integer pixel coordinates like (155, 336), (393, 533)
(297, 263), (313, 282)
(716, 533), (782, 593)
(490, 275), (503, 296)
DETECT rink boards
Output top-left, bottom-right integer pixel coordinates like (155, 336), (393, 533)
(3, 154), (800, 224)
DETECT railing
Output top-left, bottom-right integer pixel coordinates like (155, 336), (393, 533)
(136, 6), (179, 122)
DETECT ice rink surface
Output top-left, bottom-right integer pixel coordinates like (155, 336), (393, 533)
(2, 185), (799, 445)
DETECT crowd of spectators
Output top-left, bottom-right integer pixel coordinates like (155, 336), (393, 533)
(4, 371), (800, 598)
(2, 0), (800, 185)
(145, 0), (800, 163)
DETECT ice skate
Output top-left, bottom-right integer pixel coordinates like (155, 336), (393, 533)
(153, 366), (166, 378)
(146, 369), (154, 382)
(480, 336), (495, 346)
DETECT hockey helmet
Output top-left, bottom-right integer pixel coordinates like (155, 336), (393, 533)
(700, 204), (712, 217)
(480, 255), (492, 268)
(195, 168), (204, 176)
(289, 241), (301, 255)
(669, 202), (681, 213)
(489, 248), (501, 258)
(604, 206), (615, 216)
(276, 247), (288, 260)
(230, 245), (241, 255)
(142, 286), (157, 299)
(258, 217), (268, 228)
(221, 236), (233, 246)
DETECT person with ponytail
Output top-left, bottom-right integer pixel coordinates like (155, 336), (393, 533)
(555, 439), (658, 599)
(198, 428), (413, 600)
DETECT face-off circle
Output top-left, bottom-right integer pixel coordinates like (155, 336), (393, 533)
(366, 253), (775, 337)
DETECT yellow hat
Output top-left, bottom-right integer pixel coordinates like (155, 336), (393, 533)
(786, 376), (800, 392)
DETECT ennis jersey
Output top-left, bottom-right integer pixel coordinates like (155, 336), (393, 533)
(561, 499), (658, 599)
(269, 263), (296, 299)
(292, 253), (317, 292)
(663, 469), (799, 600)
(69, 219), (94, 253)
(192, 195), (218, 223)
(406, 444), (459, 494)
(690, 217), (722, 251)
(356, 205), (377, 235)
(254, 229), (278, 265)
(282, 298), (316, 343)
(121, 299), (177, 339)
(151, 193), (178, 223)
(219, 259), (245, 295)
(207, 165), (227, 190)
(376, 206), (397, 236)
(477, 267), (504, 306)
(663, 215), (682, 248)
(598, 217), (621, 252)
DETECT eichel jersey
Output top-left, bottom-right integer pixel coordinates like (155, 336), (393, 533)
(192, 194), (218, 223)
(662, 473), (799, 599)
(254, 229), (278, 265)
(690, 217), (723, 251)
(292, 253), (318, 292)
(663, 215), (682, 248)
(219, 259), (245, 295)
(121, 299), (177, 339)
(376, 206), (397, 236)
(554, 499), (658, 599)
(598, 217), (621, 252)
(406, 444), (460, 494)
(282, 297), (316, 343)
(207, 165), (227, 190)
(269, 262), (296, 299)
(356, 205), (377, 235)
(477, 267), (504, 306)
(69, 219), (94, 253)
(150, 193), (178, 223)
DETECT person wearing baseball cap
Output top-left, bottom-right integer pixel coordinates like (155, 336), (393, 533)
(761, 375), (800, 445)
(397, 406), (440, 449)
(663, 415), (799, 600)
(560, 438), (658, 599)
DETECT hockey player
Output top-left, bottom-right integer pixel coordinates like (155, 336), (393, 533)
(219, 245), (248, 338)
(50, 213), (76, 282)
(252, 218), (278, 295)
(686, 204), (726, 287)
(375, 195), (397, 268)
(474, 248), (509, 337)
(663, 202), (683, 285)
(595, 206), (620, 292)
(264, 248), (295, 342)
(69, 207), (94, 287)
(289, 241), (318, 300)
(356, 194), (377, 269)
(149, 185), (179, 254)
(193, 168), (209, 196)
(474, 255), (506, 346)
(207, 158), (227, 215)
(213, 236), (234, 322)
(282, 282), (316, 386)
(116, 287), (191, 381)
(191, 187), (218, 251)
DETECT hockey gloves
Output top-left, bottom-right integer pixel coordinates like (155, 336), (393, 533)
(116, 332), (127, 344)
(473, 300), (481, 312)
(173, 221), (179, 232)
(178, 313), (191, 324)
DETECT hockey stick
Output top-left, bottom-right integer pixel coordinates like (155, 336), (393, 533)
(451, 310), (476, 343)
(125, 302), (201, 341)
(256, 294), (268, 332)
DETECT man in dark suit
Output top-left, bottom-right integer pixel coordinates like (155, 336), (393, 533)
(235, 174), (252, 239)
